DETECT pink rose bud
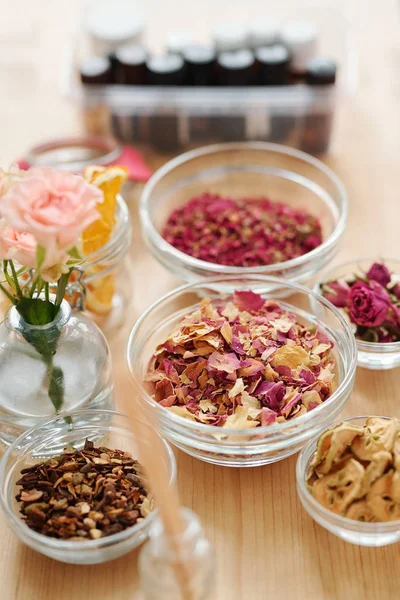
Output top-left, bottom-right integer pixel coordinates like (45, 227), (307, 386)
(322, 281), (350, 308)
(366, 262), (391, 287)
(349, 280), (390, 327)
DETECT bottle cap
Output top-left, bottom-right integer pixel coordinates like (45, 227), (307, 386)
(249, 18), (281, 48)
(255, 44), (290, 65)
(306, 58), (337, 85)
(146, 55), (186, 85)
(217, 50), (255, 86)
(212, 23), (249, 52)
(166, 30), (194, 55)
(115, 44), (147, 65)
(218, 49), (254, 71)
(80, 56), (112, 84)
(255, 44), (290, 85)
(84, 0), (145, 54)
(281, 20), (317, 73)
(183, 45), (216, 65)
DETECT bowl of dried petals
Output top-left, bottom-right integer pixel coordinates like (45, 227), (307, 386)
(297, 416), (400, 546)
(140, 142), (347, 291)
(0, 410), (176, 564)
(127, 275), (357, 467)
(316, 258), (400, 370)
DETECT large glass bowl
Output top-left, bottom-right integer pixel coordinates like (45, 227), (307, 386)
(0, 410), (176, 564)
(315, 258), (400, 370)
(297, 416), (400, 547)
(140, 142), (347, 289)
(127, 275), (357, 467)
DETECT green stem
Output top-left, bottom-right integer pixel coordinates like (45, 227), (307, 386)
(0, 281), (17, 305)
(55, 270), (72, 308)
(44, 282), (49, 302)
(9, 260), (22, 298)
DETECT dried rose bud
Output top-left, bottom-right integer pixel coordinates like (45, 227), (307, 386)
(366, 262), (391, 287)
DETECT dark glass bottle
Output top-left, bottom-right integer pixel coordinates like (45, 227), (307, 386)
(80, 56), (112, 85)
(115, 45), (148, 84)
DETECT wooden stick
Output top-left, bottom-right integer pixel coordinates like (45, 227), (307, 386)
(117, 371), (195, 599)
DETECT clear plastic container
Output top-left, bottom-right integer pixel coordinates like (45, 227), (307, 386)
(140, 142), (347, 290)
(63, 5), (356, 153)
(0, 410), (177, 564)
(296, 416), (400, 547)
(127, 275), (357, 467)
(314, 258), (400, 370)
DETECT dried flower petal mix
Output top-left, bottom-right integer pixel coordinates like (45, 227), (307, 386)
(145, 290), (336, 428)
(163, 193), (322, 267)
(307, 417), (400, 522)
(15, 440), (152, 540)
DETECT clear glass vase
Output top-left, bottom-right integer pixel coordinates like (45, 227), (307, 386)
(0, 299), (114, 446)
(139, 508), (215, 600)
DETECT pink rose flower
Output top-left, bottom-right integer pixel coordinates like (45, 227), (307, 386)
(322, 281), (350, 308)
(349, 280), (391, 327)
(366, 262), (391, 287)
(0, 166), (102, 252)
(0, 222), (69, 274)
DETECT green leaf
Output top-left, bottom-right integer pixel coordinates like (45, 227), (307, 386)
(48, 364), (64, 412)
(16, 298), (59, 326)
(36, 245), (46, 271)
(68, 246), (82, 261)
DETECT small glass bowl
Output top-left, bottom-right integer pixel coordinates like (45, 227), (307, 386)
(315, 258), (400, 370)
(0, 410), (176, 564)
(127, 275), (357, 467)
(140, 142), (347, 290)
(297, 416), (400, 547)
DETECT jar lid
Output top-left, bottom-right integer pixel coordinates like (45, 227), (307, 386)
(281, 20), (318, 72)
(166, 30), (194, 55)
(84, 0), (145, 44)
(218, 49), (254, 71)
(115, 44), (147, 66)
(306, 58), (337, 84)
(80, 56), (111, 78)
(147, 54), (184, 74)
(212, 23), (249, 52)
(255, 44), (290, 65)
(183, 45), (216, 65)
(249, 18), (281, 47)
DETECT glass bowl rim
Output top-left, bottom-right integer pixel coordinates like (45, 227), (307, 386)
(314, 257), (400, 352)
(139, 141), (348, 274)
(0, 409), (177, 551)
(126, 273), (358, 436)
(296, 414), (400, 532)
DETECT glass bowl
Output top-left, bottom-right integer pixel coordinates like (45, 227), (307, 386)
(0, 410), (176, 564)
(127, 275), (357, 467)
(296, 416), (400, 547)
(315, 258), (400, 370)
(139, 142), (347, 290)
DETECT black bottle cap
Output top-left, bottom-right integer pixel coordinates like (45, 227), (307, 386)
(80, 56), (112, 84)
(183, 45), (216, 86)
(217, 49), (256, 86)
(255, 44), (291, 85)
(305, 58), (337, 85)
(115, 45), (148, 84)
(146, 54), (186, 85)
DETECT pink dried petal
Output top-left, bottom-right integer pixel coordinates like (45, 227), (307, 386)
(254, 381), (285, 410)
(238, 359), (264, 377)
(280, 393), (302, 417)
(155, 379), (174, 403)
(159, 395), (176, 408)
(260, 407), (278, 427)
(233, 290), (265, 312)
(207, 352), (241, 373)
(163, 359), (180, 384)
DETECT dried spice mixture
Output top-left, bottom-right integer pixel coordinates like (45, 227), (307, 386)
(163, 193), (322, 267)
(146, 290), (336, 428)
(16, 440), (152, 540)
(307, 417), (400, 522)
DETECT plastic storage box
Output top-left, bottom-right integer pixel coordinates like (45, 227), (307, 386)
(63, 5), (356, 154)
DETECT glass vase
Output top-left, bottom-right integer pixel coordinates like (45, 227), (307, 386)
(0, 298), (113, 446)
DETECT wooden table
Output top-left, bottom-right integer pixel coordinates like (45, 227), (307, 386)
(1, 0), (400, 598)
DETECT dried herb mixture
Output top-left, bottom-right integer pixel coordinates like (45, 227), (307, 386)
(307, 417), (400, 522)
(163, 193), (322, 267)
(16, 440), (152, 540)
(146, 290), (336, 428)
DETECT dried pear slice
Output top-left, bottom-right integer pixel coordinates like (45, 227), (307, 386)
(392, 470), (400, 504)
(309, 423), (363, 475)
(393, 433), (400, 471)
(312, 458), (364, 515)
(351, 418), (399, 461)
(366, 471), (400, 521)
(346, 500), (375, 522)
(356, 450), (392, 499)
(316, 424), (364, 475)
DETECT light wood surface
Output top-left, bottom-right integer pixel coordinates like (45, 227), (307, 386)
(1, 0), (400, 598)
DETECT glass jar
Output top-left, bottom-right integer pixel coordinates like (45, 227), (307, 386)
(66, 194), (133, 336)
(0, 299), (113, 447)
(139, 508), (215, 600)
